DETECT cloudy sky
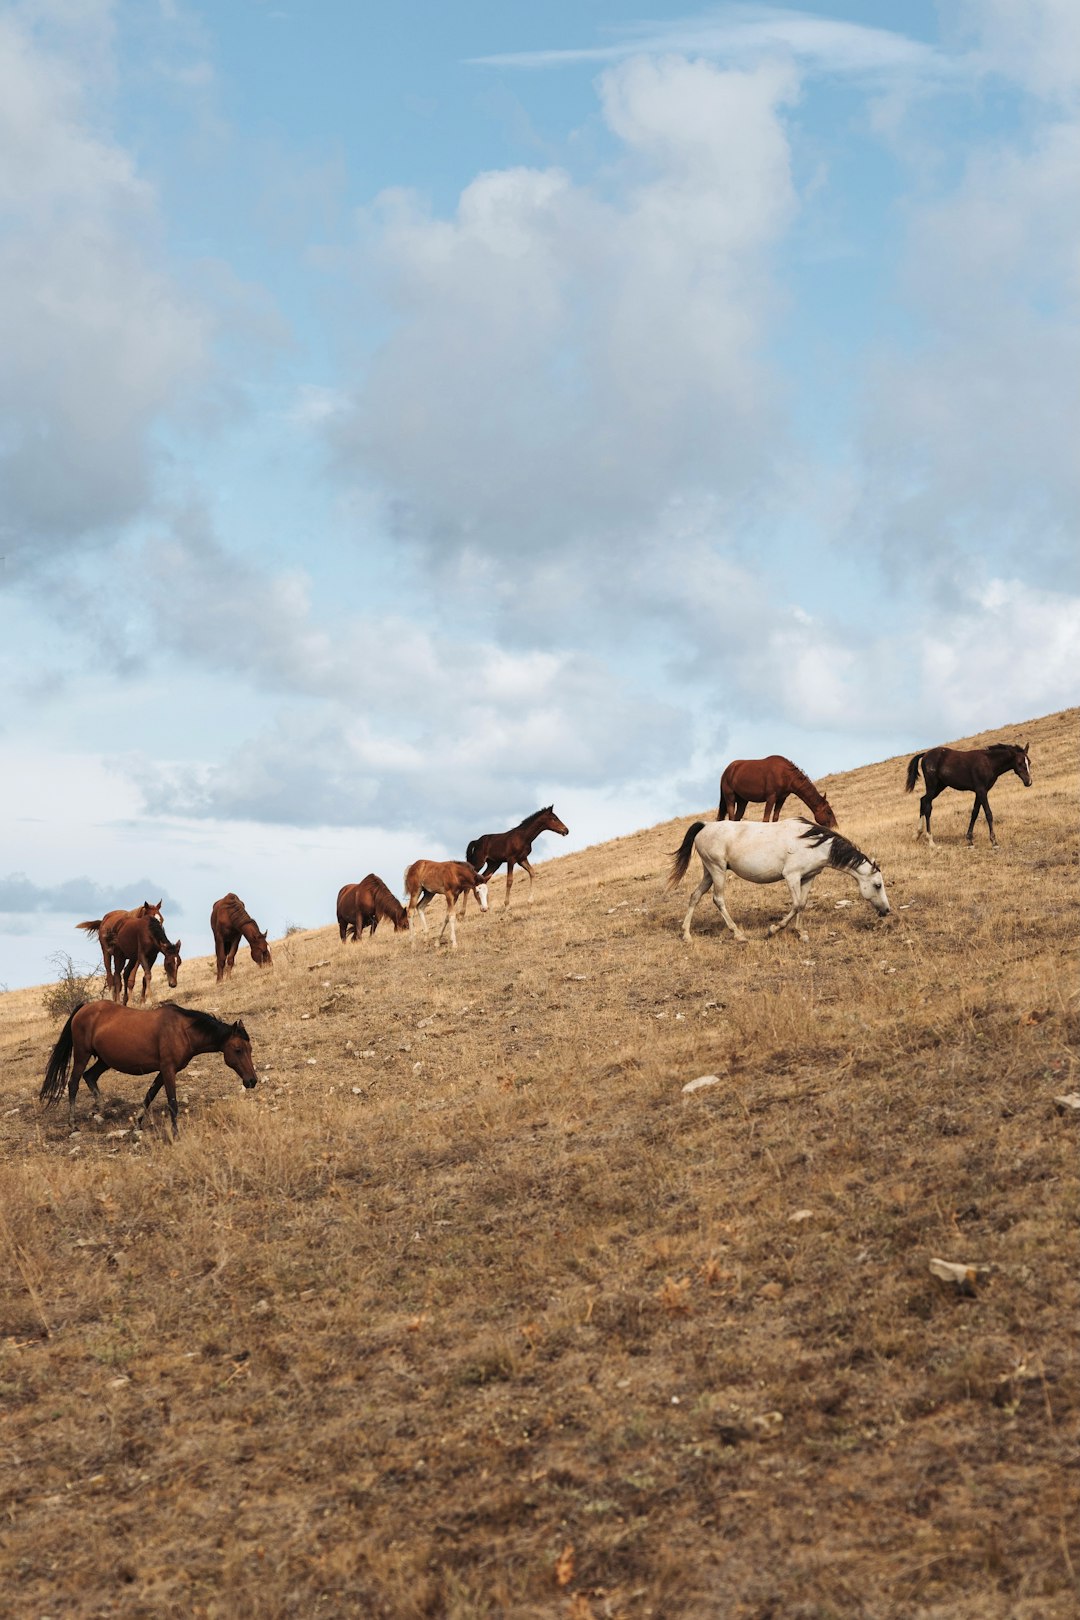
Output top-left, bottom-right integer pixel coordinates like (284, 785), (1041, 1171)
(1, 0), (1077, 988)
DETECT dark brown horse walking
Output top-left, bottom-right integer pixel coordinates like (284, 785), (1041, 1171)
(337, 875), (409, 942)
(465, 805), (569, 907)
(40, 1001), (257, 1137)
(77, 900), (163, 996)
(112, 913), (182, 1005)
(717, 757), (837, 828)
(210, 893), (272, 981)
(906, 742), (1032, 847)
(404, 860), (489, 948)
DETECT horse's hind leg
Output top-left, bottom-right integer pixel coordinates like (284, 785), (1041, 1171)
(916, 790), (937, 847)
(519, 857), (536, 901)
(66, 1033), (95, 1130)
(503, 864), (514, 909)
(772, 795), (788, 822)
(680, 874), (712, 942)
(81, 1058), (108, 1119)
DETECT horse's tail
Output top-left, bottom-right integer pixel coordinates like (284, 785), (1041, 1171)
(667, 822), (706, 890)
(465, 838), (481, 867)
(40, 1005), (84, 1105)
(905, 753), (925, 793)
(76, 919), (102, 938)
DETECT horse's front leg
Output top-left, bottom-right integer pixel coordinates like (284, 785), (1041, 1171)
(438, 897), (458, 948)
(136, 1073), (165, 1132)
(710, 872), (748, 943)
(768, 873), (808, 941)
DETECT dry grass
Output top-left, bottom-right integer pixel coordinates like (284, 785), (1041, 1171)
(1, 709), (1077, 1619)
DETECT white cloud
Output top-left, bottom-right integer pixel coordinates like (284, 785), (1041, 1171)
(471, 6), (943, 78)
(328, 55), (797, 571)
(0, 8), (208, 555)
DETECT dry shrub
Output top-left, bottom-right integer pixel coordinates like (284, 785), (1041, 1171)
(40, 950), (103, 1018)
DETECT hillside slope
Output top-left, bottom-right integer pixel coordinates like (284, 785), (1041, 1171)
(1, 709), (1077, 1619)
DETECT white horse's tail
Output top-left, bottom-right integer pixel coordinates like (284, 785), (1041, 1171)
(667, 822), (706, 890)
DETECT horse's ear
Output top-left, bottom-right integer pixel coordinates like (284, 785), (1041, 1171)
(233, 1019), (248, 1038)
(175, 939), (182, 951)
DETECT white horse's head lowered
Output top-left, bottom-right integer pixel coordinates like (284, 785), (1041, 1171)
(853, 860), (891, 916)
(474, 881), (490, 912)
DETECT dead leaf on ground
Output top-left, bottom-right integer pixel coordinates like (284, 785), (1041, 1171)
(656, 1275), (693, 1316)
(554, 1543), (576, 1588)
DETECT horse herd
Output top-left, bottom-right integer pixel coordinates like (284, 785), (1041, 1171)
(40, 742), (1032, 1136)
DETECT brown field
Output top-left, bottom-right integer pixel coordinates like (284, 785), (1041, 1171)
(1, 711), (1077, 1619)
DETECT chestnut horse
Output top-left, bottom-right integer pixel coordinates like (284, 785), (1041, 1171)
(718, 757), (837, 829)
(906, 742), (1031, 847)
(77, 900), (162, 996)
(210, 893), (272, 981)
(113, 913), (182, 1005)
(41, 1001), (257, 1137)
(465, 805), (569, 907)
(337, 875), (408, 942)
(404, 861), (489, 948)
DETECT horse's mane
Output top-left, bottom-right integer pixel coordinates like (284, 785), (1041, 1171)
(163, 1004), (241, 1040)
(148, 915), (178, 951)
(785, 760), (826, 802)
(515, 806), (554, 832)
(987, 743), (1025, 758)
(797, 820), (876, 872)
(218, 893), (252, 926)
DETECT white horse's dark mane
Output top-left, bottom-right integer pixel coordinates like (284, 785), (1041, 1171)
(797, 820), (876, 872)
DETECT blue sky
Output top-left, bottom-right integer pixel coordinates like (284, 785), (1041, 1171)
(1, 0), (1077, 988)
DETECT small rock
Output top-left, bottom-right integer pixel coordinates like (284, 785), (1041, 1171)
(789, 1209), (814, 1223)
(251, 1298), (271, 1316)
(682, 1074), (721, 1094)
(929, 1256), (989, 1295)
(1054, 1093), (1080, 1112)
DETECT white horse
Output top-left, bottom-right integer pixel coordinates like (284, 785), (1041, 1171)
(667, 818), (890, 943)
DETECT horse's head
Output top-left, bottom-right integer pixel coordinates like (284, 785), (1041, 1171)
(815, 799), (839, 830)
(472, 879), (490, 913)
(223, 1020), (259, 1089)
(392, 912), (410, 933)
(854, 862), (891, 917)
(164, 938), (182, 987)
(542, 805), (570, 837)
(138, 898), (164, 920)
(1015, 744), (1032, 786)
(251, 933), (273, 967)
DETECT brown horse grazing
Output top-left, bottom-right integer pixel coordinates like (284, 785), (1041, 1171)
(113, 914), (182, 1006)
(465, 805), (570, 907)
(77, 901), (163, 996)
(717, 757), (837, 829)
(337, 875), (409, 942)
(404, 860), (489, 948)
(906, 742), (1032, 848)
(40, 1001), (257, 1137)
(210, 893), (273, 981)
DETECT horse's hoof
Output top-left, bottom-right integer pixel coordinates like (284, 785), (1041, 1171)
(734, 934), (749, 945)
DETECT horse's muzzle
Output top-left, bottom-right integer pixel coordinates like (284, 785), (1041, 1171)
(243, 1076), (258, 1090)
